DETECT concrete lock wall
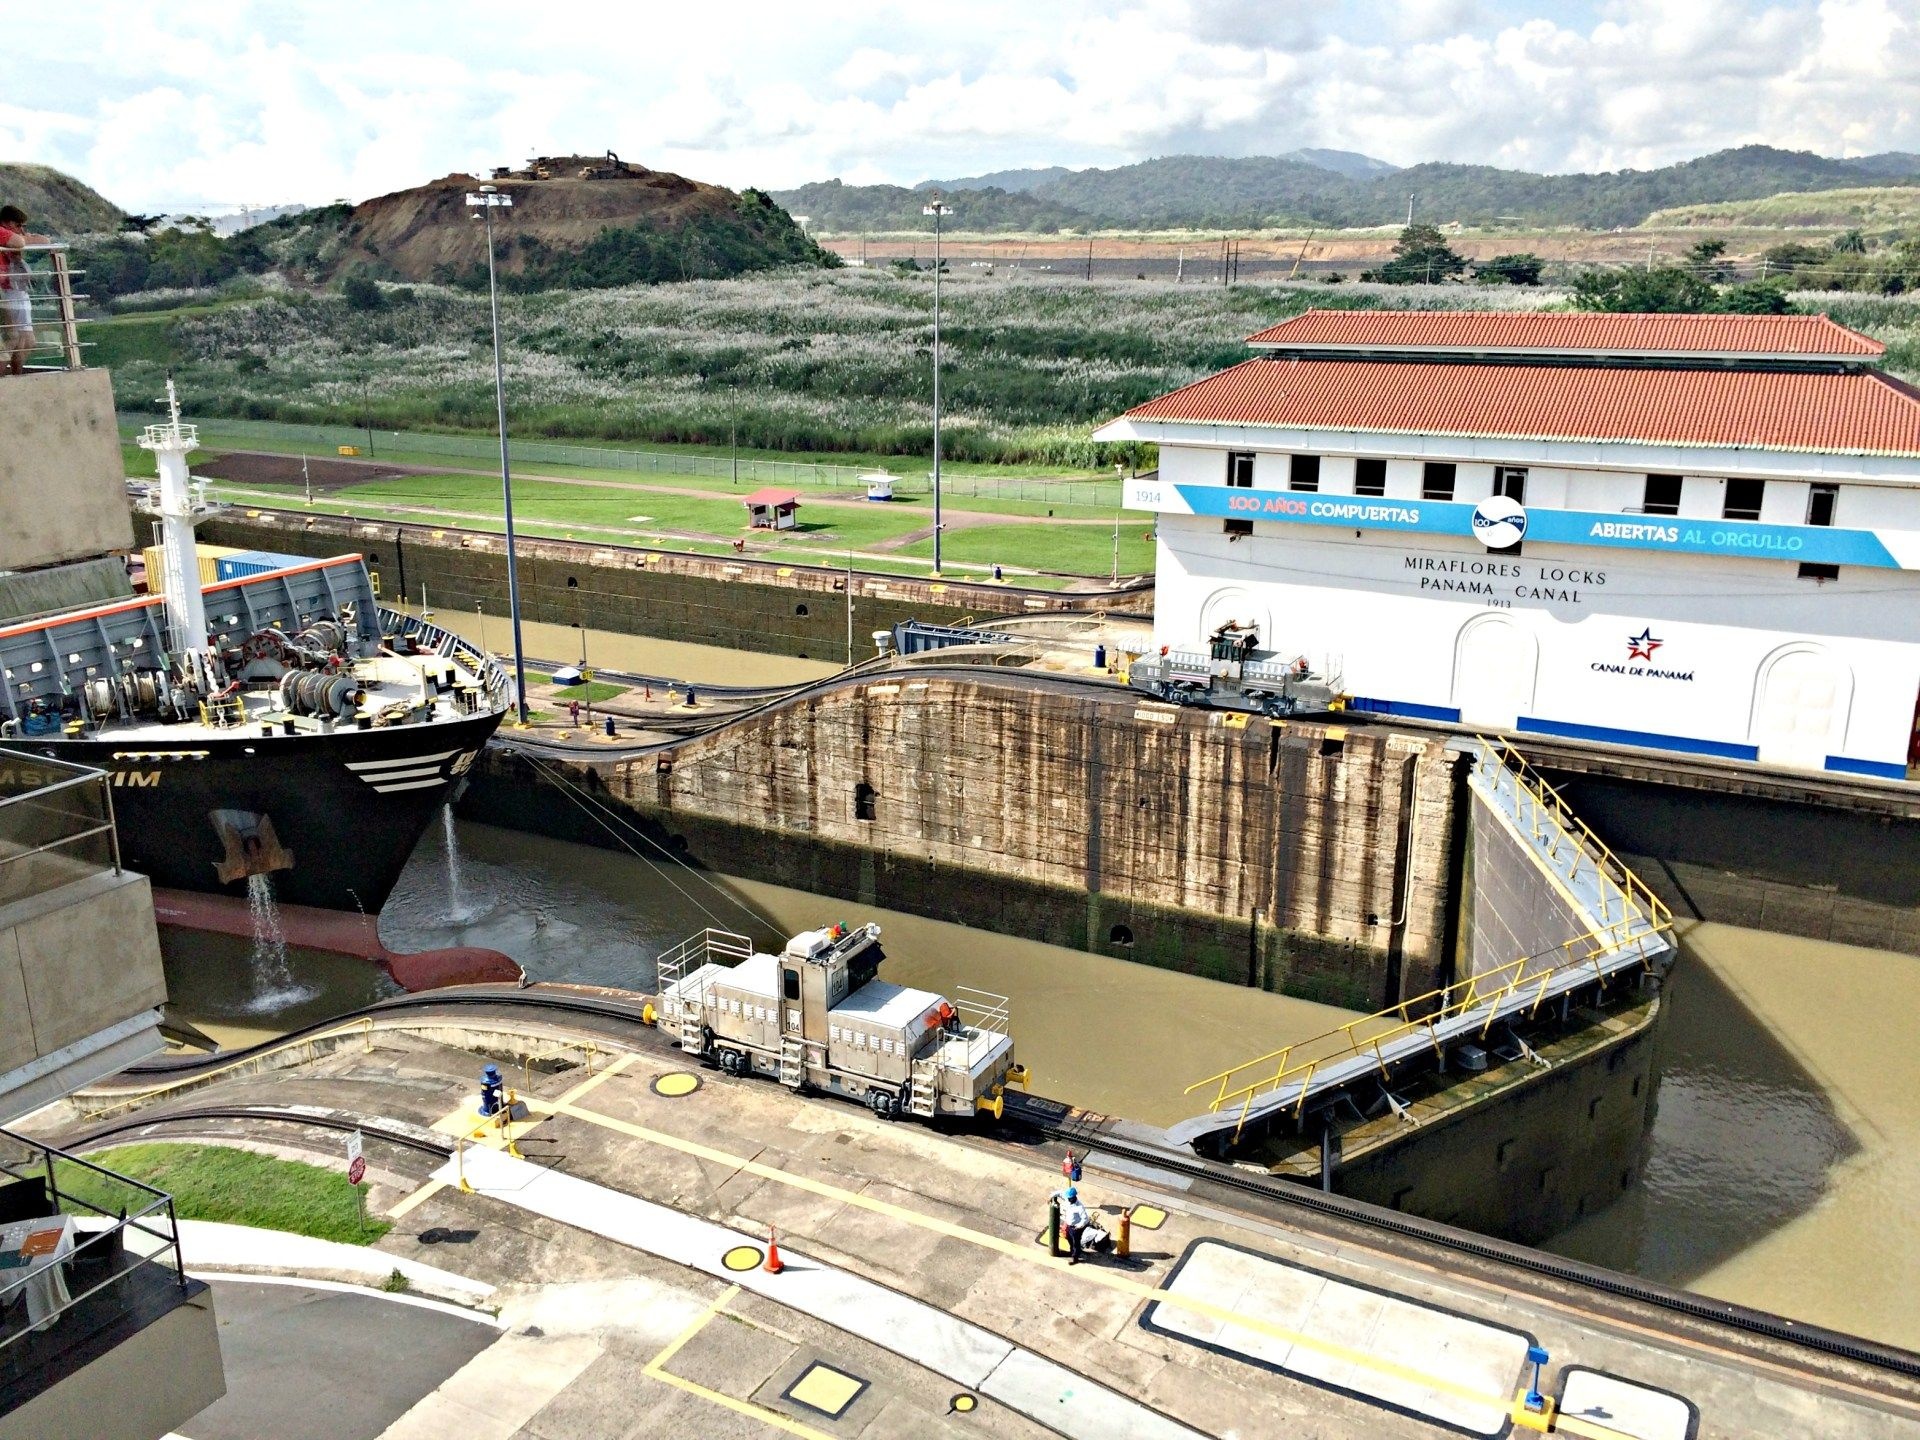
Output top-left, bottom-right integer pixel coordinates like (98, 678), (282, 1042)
(1333, 1004), (1663, 1244)
(0, 369), (133, 572)
(0, 870), (167, 1074)
(469, 682), (1462, 1007)
(200, 515), (1125, 661)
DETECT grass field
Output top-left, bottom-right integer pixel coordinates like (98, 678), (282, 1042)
(56, 1142), (389, 1244)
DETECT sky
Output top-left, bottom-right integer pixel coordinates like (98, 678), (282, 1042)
(3, 0), (1916, 213)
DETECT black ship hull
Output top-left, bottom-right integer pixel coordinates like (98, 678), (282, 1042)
(17, 707), (506, 914)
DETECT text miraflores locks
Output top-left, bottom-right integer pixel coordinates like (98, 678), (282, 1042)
(1404, 554), (1609, 603)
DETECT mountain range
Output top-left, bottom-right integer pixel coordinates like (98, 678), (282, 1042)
(774, 145), (1920, 233)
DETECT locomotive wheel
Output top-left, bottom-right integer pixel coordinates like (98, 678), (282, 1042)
(868, 1088), (901, 1120)
(719, 1049), (747, 1078)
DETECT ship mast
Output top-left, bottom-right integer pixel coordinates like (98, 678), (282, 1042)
(136, 378), (209, 653)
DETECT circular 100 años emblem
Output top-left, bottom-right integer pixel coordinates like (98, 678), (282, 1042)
(1471, 495), (1528, 549)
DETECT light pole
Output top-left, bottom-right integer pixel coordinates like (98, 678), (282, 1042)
(572, 620), (591, 728)
(1112, 463), (1124, 585)
(466, 183), (529, 726)
(922, 193), (953, 576)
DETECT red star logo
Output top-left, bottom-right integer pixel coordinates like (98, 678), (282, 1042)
(1627, 627), (1663, 661)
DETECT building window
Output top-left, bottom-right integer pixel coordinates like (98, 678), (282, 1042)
(1226, 451), (1255, 488)
(1493, 466), (1528, 502)
(1223, 518), (1253, 539)
(1289, 454), (1321, 492)
(1421, 462), (1456, 501)
(1807, 483), (1838, 527)
(1643, 474), (1683, 515)
(1724, 478), (1766, 521)
(1798, 563), (1840, 582)
(854, 781), (877, 821)
(1354, 458), (1387, 496)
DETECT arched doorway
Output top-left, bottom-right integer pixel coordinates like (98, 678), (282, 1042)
(1452, 616), (1537, 730)
(1752, 645), (1852, 771)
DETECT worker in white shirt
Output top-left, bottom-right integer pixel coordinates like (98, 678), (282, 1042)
(1054, 1185), (1090, 1265)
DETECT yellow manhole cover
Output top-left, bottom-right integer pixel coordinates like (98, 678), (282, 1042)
(785, 1363), (868, 1418)
(949, 1393), (978, 1414)
(652, 1072), (701, 1097)
(722, 1245), (763, 1272)
(1130, 1204), (1168, 1231)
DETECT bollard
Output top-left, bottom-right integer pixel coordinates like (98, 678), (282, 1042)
(1048, 1197), (1062, 1257)
(685, 686), (697, 708)
(479, 1064), (504, 1117)
(1118, 1208), (1131, 1259)
(604, 715), (616, 737)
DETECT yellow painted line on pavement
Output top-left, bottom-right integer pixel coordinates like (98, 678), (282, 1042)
(390, 1054), (639, 1219)
(645, 1283), (838, 1439)
(544, 1095), (1516, 1418)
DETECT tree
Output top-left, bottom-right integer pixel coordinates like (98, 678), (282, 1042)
(1473, 253), (1544, 285)
(1572, 266), (1716, 312)
(1716, 281), (1794, 314)
(1834, 229), (1867, 254)
(1361, 224), (1467, 284)
(1687, 237), (1731, 281)
(340, 272), (385, 310)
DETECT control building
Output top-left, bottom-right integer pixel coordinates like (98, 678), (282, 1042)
(1094, 310), (1920, 780)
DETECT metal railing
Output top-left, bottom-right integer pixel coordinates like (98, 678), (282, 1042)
(0, 1124), (189, 1360)
(948, 985), (1013, 1069)
(0, 751), (120, 908)
(1181, 738), (1673, 1139)
(9, 243), (86, 370)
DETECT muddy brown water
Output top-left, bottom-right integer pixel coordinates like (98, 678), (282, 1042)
(400, 606), (847, 686)
(161, 820), (1920, 1349)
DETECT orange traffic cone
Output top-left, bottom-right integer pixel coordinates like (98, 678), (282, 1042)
(764, 1226), (785, 1274)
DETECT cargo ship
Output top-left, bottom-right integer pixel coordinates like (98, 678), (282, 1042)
(0, 385), (512, 914)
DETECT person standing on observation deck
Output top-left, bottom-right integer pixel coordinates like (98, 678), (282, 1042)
(0, 206), (51, 376)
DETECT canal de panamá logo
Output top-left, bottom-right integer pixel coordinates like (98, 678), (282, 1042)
(1592, 626), (1693, 681)
(1471, 495), (1527, 549)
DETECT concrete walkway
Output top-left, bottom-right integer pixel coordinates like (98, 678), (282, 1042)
(66, 1022), (1920, 1440)
(435, 1143), (1206, 1440)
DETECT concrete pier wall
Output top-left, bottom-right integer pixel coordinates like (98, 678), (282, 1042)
(200, 514), (1132, 663)
(468, 679), (1463, 1007)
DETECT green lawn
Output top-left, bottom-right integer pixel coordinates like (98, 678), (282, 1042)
(901, 522), (1157, 578)
(56, 1142), (389, 1244)
(552, 681), (628, 702)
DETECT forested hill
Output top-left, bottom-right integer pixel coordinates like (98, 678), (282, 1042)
(0, 164), (123, 233)
(776, 145), (1920, 232)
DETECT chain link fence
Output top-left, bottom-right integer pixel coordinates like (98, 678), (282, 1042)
(123, 413), (1125, 509)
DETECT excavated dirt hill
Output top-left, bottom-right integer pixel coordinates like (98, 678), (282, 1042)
(330, 157), (745, 281)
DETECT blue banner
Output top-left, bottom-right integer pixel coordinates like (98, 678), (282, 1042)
(1167, 485), (1904, 568)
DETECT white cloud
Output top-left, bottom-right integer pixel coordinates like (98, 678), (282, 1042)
(3, 0), (1916, 214)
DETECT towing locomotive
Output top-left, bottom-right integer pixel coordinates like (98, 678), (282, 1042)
(655, 921), (1027, 1121)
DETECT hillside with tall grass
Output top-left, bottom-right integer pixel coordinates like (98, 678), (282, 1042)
(99, 269), (1920, 469)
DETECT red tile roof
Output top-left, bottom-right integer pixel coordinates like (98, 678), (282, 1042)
(1114, 357), (1920, 457)
(1245, 308), (1884, 360)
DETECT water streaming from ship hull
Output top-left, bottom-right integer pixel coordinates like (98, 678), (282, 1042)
(442, 803), (471, 921)
(242, 873), (313, 1011)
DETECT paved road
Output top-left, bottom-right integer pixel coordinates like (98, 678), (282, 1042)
(180, 1279), (499, 1440)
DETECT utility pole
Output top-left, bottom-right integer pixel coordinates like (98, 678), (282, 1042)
(921, 193), (953, 577)
(361, 377), (375, 459)
(1085, 239), (1093, 281)
(1407, 193), (1415, 227)
(465, 182), (529, 726)
(1176, 248), (1184, 283)
(731, 423), (738, 486)
(845, 550), (854, 666)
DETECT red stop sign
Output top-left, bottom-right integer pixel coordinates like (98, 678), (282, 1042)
(347, 1156), (367, 1186)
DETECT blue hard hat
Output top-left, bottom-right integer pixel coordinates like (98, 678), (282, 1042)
(1065, 1187), (1078, 1200)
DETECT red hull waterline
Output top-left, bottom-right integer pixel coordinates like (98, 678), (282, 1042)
(152, 888), (523, 991)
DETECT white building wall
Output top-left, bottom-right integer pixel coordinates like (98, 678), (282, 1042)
(1152, 513), (1920, 771)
